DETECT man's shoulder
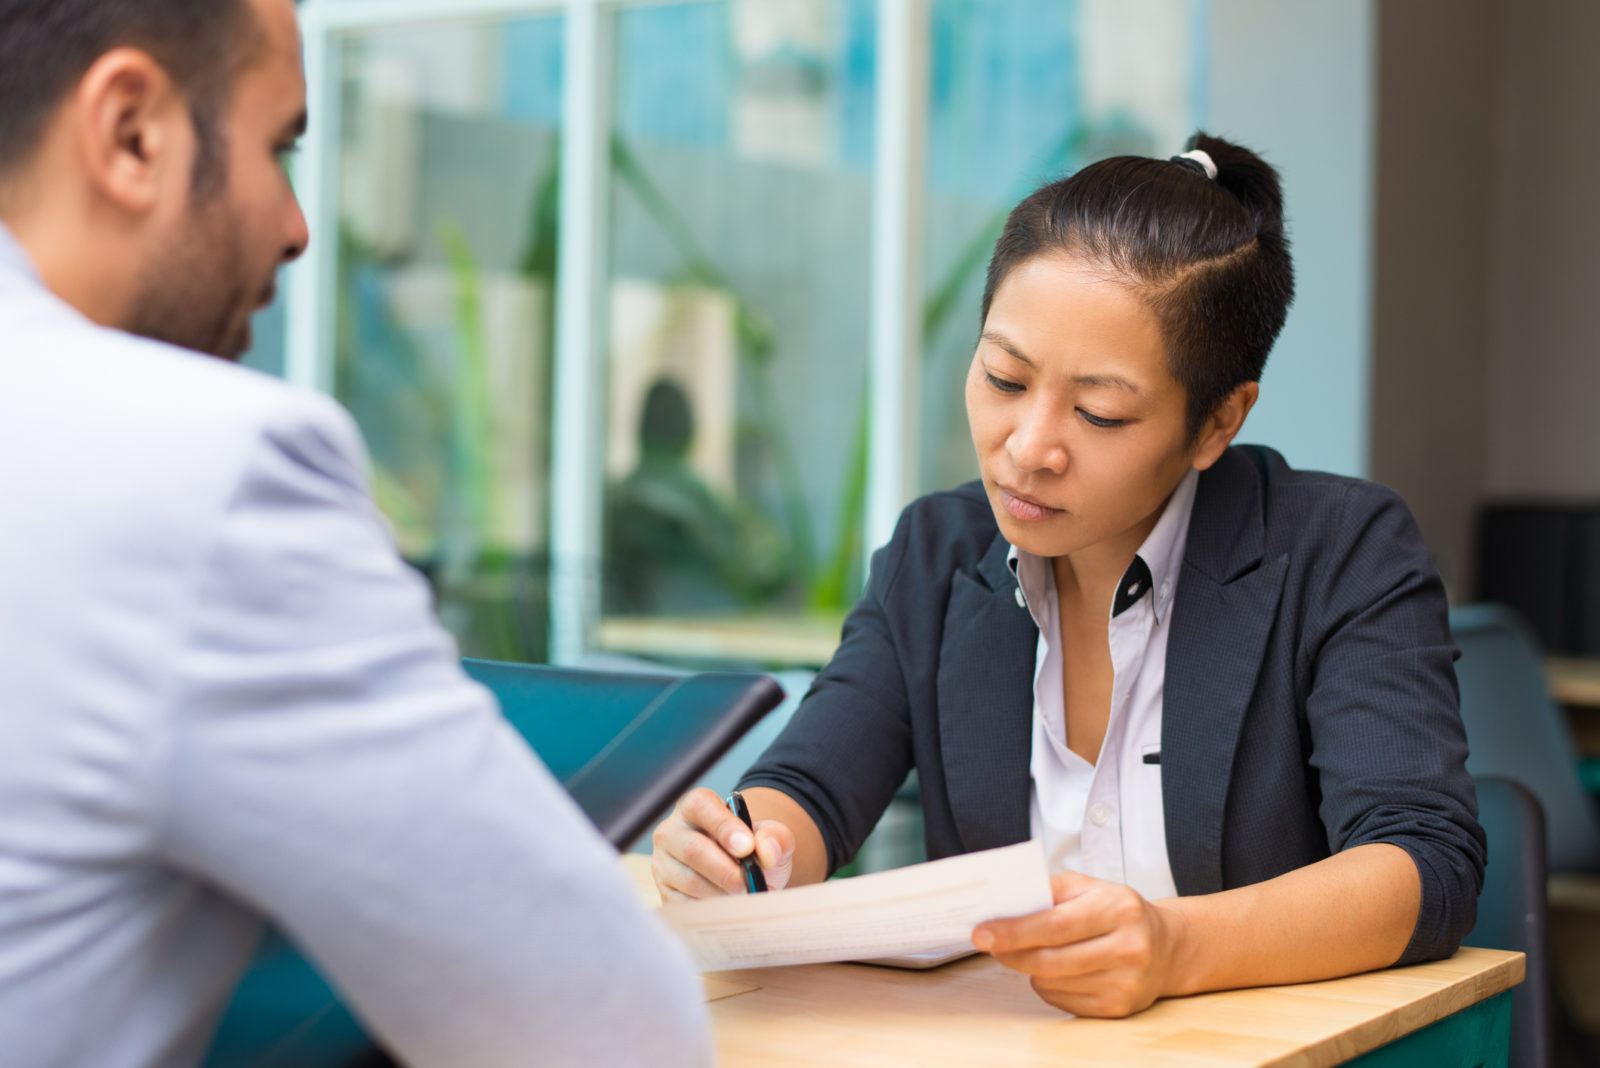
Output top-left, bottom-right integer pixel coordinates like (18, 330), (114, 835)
(8, 308), (361, 482)
(95, 324), (341, 429)
(0, 307), (373, 584)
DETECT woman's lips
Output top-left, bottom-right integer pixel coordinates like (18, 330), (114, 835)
(999, 486), (1060, 522)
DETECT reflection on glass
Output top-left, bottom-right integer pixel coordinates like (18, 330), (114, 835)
(606, 377), (788, 614)
(599, 0), (874, 655)
(919, 0), (1206, 493)
(333, 16), (563, 662)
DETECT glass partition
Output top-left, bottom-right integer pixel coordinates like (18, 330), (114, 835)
(300, 0), (1207, 669)
(331, 14), (564, 662)
(918, 0), (1206, 494)
(595, 0), (874, 664)
(241, 299), (288, 378)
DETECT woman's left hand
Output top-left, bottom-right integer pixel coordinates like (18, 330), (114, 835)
(972, 871), (1187, 1018)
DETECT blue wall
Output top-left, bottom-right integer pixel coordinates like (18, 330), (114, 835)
(1207, 0), (1374, 477)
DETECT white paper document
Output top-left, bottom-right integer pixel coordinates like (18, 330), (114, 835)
(660, 841), (1052, 971)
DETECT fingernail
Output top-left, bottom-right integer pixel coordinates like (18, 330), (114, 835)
(729, 830), (753, 854)
(973, 929), (993, 952)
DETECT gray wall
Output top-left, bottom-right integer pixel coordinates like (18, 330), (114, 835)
(1484, 0), (1600, 500)
(1370, 0), (1600, 599)
(1370, 0), (1495, 599)
(1210, 0), (1375, 479)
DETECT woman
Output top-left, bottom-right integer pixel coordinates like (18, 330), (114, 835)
(651, 133), (1484, 1018)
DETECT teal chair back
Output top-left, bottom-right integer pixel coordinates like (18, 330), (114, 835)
(201, 929), (373, 1068)
(1451, 603), (1600, 873)
(1465, 777), (1553, 1068)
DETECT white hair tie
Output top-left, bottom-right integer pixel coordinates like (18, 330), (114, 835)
(1172, 149), (1218, 180)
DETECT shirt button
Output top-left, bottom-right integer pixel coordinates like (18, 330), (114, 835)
(1015, 587), (1026, 608)
(1160, 579), (1171, 599)
(1088, 803), (1112, 826)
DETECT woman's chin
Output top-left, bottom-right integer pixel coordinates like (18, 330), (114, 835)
(992, 511), (1078, 559)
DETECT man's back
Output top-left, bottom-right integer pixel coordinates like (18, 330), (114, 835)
(0, 235), (712, 1067)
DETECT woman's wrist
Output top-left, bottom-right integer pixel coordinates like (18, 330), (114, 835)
(1154, 894), (1210, 998)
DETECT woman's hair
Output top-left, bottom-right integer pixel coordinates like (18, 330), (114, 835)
(981, 131), (1294, 441)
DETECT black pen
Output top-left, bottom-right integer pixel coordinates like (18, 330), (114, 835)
(724, 790), (767, 893)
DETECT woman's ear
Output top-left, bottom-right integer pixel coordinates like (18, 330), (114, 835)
(1191, 382), (1259, 471)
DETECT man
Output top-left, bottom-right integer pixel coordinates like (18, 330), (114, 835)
(0, 1), (712, 1065)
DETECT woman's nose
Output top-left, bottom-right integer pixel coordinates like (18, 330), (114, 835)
(1007, 411), (1068, 475)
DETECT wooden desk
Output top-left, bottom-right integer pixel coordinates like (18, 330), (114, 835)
(625, 858), (1522, 1067)
(702, 946), (1519, 1067)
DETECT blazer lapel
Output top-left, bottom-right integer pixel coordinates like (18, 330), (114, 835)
(1163, 448), (1288, 895)
(937, 533), (1037, 854)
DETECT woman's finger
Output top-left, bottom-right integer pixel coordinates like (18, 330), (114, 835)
(975, 897), (1116, 955)
(678, 787), (757, 857)
(653, 849), (733, 900)
(751, 819), (796, 890)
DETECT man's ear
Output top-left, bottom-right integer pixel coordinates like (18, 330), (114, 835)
(73, 48), (190, 216)
(1191, 381), (1259, 471)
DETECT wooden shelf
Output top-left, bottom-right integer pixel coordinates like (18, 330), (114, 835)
(1548, 656), (1600, 709)
(597, 613), (845, 669)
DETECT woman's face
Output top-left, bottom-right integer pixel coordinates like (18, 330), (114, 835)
(965, 253), (1222, 565)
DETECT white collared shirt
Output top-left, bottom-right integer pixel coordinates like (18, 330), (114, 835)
(1010, 468), (1199, 900)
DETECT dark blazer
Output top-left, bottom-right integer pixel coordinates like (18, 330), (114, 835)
(741, 445), (1485, 964)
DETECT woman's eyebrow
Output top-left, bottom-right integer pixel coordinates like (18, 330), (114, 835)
(1073, 373), (1141, 395)
(980, 330), (1034, 367)
(981, 331), (1142, 394)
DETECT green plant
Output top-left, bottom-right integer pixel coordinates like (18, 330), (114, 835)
(439, 218), (526, 661)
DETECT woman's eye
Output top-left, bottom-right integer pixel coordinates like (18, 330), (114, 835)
(984, 372), (1024, 394)
(1077, 409), (1127, 429)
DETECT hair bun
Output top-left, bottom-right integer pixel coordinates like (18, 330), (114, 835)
(1185, 131), (1285, 240)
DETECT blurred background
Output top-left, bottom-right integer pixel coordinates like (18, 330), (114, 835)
(259, 0), (1321, 669)
(232, 3), (1600, 1058)
(249, 0), (1600, 690)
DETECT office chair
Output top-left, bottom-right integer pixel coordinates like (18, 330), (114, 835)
(1451, 604), (1600, 1066)
(1465, 777), (1553, 1068)
(1450, 604), (1600, 874)
(204, 658), (782, 1067)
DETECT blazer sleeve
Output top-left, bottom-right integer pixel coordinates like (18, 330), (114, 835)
(155, 393), (713, 1068)
(1302, 480), (1486, 965)
(738, 513), (920, 875)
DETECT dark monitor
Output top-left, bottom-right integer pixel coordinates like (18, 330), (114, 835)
(460, 659), (784, 848)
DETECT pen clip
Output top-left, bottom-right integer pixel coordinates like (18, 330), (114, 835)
(725, 791), (768, 893)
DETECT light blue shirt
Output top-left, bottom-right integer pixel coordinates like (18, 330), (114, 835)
(0, 224), (711, 1067)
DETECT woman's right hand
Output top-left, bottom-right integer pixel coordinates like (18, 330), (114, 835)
(651, 787), (796, 901)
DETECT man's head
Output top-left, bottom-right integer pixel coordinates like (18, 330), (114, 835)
(0, 0), (309, 359)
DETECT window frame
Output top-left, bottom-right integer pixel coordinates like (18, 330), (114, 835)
(293, 0), (928, 664)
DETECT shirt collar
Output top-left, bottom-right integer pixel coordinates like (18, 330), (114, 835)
(1007, 466), (1200, 625)
(0, 221), (41, 286)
